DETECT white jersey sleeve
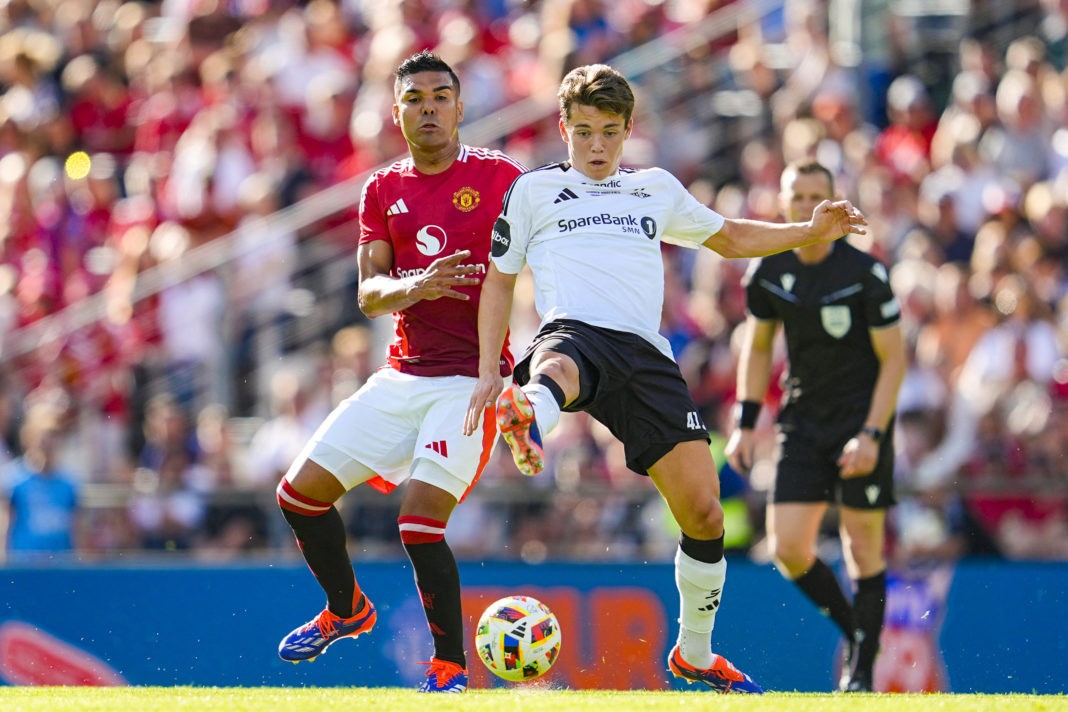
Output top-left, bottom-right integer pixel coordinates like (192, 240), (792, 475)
(490, 172), (533, 275)
(658, 168), (726, 248)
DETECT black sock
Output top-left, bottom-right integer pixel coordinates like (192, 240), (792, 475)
(529, 373), (566, 407)
(403, 539), (465, 667)
(852, 570), (887, 675)
(793, 559), (855, 639)
(281, 506), (358, 617)
(679, 533), (725, 563)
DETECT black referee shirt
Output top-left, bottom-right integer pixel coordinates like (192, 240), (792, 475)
(743, 241), (901, 422)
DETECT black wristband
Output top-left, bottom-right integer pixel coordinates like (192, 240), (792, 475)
(736, 400), (761, 430)
(860, 426), (883, 443)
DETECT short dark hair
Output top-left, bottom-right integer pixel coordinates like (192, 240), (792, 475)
(557, 64), (635, 125)
(395, 50), (460, 95)
(782, 160), (835, 195)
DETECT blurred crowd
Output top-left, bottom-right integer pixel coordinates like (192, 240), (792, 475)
(0, 0), (1066, 566)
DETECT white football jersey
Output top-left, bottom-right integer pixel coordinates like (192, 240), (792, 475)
(491, 163), (725, 359)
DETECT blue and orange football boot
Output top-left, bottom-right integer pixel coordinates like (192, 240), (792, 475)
(668, 645), (764, 694)
(418, 658), (468, 693)
(278, 594), (377, 663)
(496, 384), (544, 477)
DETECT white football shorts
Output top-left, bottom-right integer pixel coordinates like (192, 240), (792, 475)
(285, 368), (497, 501)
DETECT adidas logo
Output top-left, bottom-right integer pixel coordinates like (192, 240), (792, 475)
(386, 199), (410, 216)
(425, 440), (449, 457)
(553, 188), (579, 204)
(698, 587), (722, 612)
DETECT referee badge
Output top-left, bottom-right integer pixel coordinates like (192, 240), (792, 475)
(820, 305), (851, 339)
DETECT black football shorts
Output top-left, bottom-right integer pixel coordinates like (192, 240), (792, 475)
(771, 410), (895, 509)
(514, 319), (709, 475)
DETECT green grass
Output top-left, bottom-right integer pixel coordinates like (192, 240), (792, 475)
(0, 688), (1065, 712)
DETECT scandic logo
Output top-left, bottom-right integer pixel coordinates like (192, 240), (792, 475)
(557, 213), (639, 232)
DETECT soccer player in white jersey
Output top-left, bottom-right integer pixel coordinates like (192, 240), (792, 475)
(462, 64), (868, 694)
(275, 51), (524, 693)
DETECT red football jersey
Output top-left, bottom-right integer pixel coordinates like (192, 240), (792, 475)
(359, 145), (525, 377)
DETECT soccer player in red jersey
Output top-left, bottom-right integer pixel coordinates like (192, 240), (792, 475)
(275, 51), (524, 693)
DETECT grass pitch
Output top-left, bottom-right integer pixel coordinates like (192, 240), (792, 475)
(0, 687), (1065, 712)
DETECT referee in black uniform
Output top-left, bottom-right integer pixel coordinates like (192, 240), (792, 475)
(725, 160), (906, 692)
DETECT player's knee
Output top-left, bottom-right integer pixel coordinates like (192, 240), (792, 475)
(769, 538), (811, 575)
(845, 539), (885, 574)
(680, 497), (724, 539)
(397, 514), (447, 546)
(276, 476), (333, 517)
(531, 353), (580, 397)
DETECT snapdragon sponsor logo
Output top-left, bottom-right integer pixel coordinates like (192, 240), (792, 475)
(396, 263), (486, 279)
(415, 225), (447, 256)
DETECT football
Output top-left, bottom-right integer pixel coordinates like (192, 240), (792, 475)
(474, 595), (562, 682)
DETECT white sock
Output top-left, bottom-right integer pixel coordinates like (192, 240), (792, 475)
(523, 384), (561, 436)
(674, 547), (727, 669)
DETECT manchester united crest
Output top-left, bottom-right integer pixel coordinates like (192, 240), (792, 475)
(452, 186), (480, 212)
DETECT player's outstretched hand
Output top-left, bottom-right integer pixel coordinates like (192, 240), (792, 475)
(810, 200), (867, 242)
(409, 250), (483, 302)
(463, 373), (503, 436)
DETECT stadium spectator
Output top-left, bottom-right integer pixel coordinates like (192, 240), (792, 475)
(926, 113), (1002, 241)
(914, 262), (997, 391)
(192, 403), (270, 559)
(914, 274), (1063, 492)
(126, 448), (208, 552)
(326, 324), (376, 407)
(62, 55), (135, 162)
(979, 69), (1052, 191)
(274, 51), (525, 694)
(227, 170), (300, 414)
(874, 74), (937, 186)
(150, 222), (228, 412)
(465, 63), (868, 695)
(725, 160), (906, 693)
(0, 401), (82, 562)
(244, 365), (323, 487)
(136, 392), (199, 475)
(296, 73), (358, 190)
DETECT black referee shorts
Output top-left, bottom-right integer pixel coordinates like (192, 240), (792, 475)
(513, 319), (710, 475)
(772, 407), (896, 509)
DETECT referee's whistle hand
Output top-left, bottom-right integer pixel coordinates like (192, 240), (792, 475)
(724, 429), (753, 473)
(837, 437), (877, 478)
